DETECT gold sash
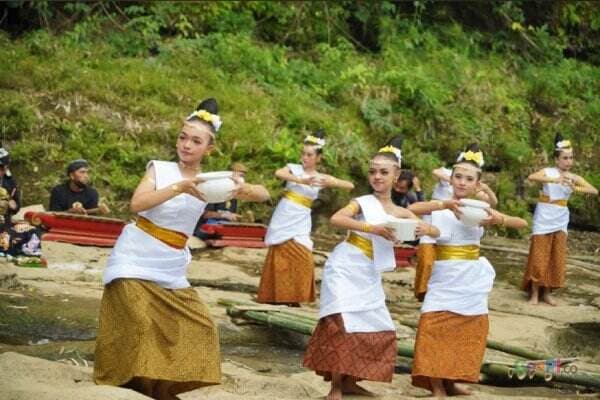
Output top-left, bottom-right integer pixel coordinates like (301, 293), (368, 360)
(282, 190), (313, 208)
(436, 245), (480, 261)
(347, 232), (373, 260)
(136, 216), (188, 249)
(539, 193), (568, 207)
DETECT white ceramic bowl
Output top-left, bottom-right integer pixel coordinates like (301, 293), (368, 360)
(459, 199), (490, 209)
(458, 206), (488, 227)
(385, 216), (418, 241)
(196, 171), (235, 203)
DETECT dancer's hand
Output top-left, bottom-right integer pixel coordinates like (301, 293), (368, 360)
(443, 199), (461, 214)
(415, 222), (432, 237)
(177, 177), (206, 201)
(370, 225), (397, 242)
(558, 174), (576, 188)
(297, 175), (319, 186)
(480, 208), (503, 226)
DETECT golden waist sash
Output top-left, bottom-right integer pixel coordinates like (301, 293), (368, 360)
(436, 245), (480, 261)
(539, 193), (568, 207)
(136, 216), (188, 249)
(282, 190), (313, 208)
(346, 231), (373, 260)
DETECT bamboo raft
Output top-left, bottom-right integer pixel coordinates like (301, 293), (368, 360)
(219, 298), (600, 390)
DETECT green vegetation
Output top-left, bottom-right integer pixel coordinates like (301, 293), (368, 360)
(0, 2), (598, 232)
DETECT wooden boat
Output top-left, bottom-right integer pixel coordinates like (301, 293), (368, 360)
(395, 245), (416, 267)
(200, 222), (267, 248)
(25, 211), (126, 247)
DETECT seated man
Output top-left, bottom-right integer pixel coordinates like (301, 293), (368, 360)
(392, 170), (425, 208)
(49, 159), (109, 215)
(194, 162), (248, 239)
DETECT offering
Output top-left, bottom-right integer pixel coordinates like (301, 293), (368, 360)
(385, 216), (418, 241)
(196, 171), (235, 203)
(458, 199), (490, 227)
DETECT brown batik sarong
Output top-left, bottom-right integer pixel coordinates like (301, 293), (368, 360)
(412, 311), (488, 390)
(94, 279), (221, 394)
(257, 239), (316, 304)
(414, 243), (436, 301)
(303, 314), (396, 382)
(522, 231), (567, 292)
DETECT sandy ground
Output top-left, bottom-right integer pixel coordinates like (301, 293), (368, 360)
(1, 238), (599, 399)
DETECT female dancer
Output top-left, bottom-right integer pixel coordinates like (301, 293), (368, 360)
(304, 137), (439, 400)
(411, 146), (528, 397)
(257, 129), (354, 305)
(414, 143), (497, 301)
(94, 98), (269, 400)
(522, 133), (598, 305)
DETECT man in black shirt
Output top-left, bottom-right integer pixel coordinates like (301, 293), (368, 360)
(392, 170), (425, 208)
(49, 159), (108, 215)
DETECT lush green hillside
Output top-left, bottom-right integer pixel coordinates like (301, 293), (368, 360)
(1, 2), (598, 233)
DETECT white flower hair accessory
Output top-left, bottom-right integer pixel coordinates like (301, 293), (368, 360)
(456, 150), (484, 168)
(555, 139), (572, 151)
(376, 145), (402, 167)
(187, 109), (222, 132)
(304, 135), (326, 149)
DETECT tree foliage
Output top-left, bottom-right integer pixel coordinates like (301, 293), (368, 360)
(0, 1), (598, 231)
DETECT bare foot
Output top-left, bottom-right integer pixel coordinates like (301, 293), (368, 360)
(430, 377), (447, 397)
(341, 379), (376, 396)
(327, 373), (343, 400)
(153, 380), (179, 400)
(542, 292), (557, 306)
(327, 387), (342, 400)
(446, 382), (472, 396)
(528, 283), (540, 305)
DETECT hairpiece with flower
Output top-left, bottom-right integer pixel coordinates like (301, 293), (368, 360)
(555, 139), (572, 151)
(304, 135), (326, 149)
(376, 145), (402, 167)
(186, 109), (222, 132)
(456, 150), (484, 168)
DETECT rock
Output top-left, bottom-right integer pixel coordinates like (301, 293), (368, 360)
(187, 236), (207, 250)
(0, 352), (147, 400)
(0, 271), (20, 289)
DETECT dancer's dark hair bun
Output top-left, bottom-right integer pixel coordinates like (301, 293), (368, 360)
(196, 98), (219, 115)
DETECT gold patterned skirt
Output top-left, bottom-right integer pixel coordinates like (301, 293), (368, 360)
(303, 314), (397, 382)
(412, 311), (488, 390)
(522, 231), (567, 292)
(256, 239), (316, 304)
(414, 244), (436, 301)
(93, 279), (221, 393)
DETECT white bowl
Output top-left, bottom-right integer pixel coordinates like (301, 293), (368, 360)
(385, 216), (418, 241)
(196, 171), (235, 203)
(459, 199), (490, 209)
(197, 171), (234, 181)
(458, 206), (488, 227)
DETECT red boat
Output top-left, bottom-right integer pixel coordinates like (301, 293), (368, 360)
(25, 211), (127, 247)
(395, 246), (416, 267)
(200, 222), (267, 248)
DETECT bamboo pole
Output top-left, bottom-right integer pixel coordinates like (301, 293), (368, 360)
(223, 301), (600, 390)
